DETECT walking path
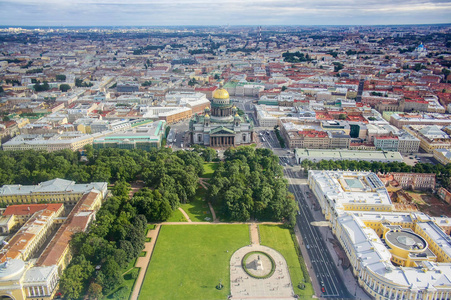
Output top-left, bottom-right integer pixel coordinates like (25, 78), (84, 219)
(199, 178), (218, 222)
(178, 207), (192, 222)
(249, 223), (260, 245)
(130, 225), (161, 300)
(208, 202), (218, 222)
(163, 221), (283, 225)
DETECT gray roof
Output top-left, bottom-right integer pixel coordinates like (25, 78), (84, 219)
(24, 265), (57, 283)
(0, 179), (107, 196)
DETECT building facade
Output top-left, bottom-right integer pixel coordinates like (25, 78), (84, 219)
(0, 180), (106, 300)
(309, 170), (451, 300)
(189, 88), (254, 147)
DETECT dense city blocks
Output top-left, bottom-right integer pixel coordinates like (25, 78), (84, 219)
(0, 23), (451, 300)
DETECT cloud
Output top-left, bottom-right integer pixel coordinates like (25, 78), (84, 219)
(0, 0), (450, 26)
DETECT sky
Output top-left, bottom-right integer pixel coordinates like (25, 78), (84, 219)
(0, 0), (450, 26)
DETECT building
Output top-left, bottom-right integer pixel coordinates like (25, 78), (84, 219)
(165, 91), (211, 114)
(117, 83), (139, 93)
(390, 112), (451, 129)
(433, 148), (451, 165)
(404, 125), (451, 153)
(93, 121), (166, 150)
(295, 149), (403, 164)
(0, 181), (106, 300)
(391, 172), (436, 190)
(0, 203), (64, 234)
(437, 187), (451, 205)
(141, 106), (192, 124)
(189, 88), (254, 147)
(309, 170), (451, 300)
(308, 171), (393, 221)
(0, 178), (107, 205)
(397, 131), (421, 153)
(2, 132), (94, 152)
(223, 81), (264, 97)
(374, 136), (399, 151)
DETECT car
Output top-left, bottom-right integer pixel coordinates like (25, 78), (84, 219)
(321, 287), (326, 293)
(306, 245), (310, 249)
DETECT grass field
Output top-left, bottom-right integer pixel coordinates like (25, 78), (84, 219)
(180, 185), (212, 222)
(166, 208), (188, 222)
(139, 225), (250, 300)
(202, 162), (219, 178)
(259, 225), (314, 297)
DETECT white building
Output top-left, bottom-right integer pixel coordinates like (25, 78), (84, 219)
(309, 170), (451, 300)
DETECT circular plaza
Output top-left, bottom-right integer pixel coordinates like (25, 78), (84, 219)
(230, 245), (296, 299)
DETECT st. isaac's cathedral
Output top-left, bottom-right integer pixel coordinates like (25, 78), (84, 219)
(189, 87), (254, 147)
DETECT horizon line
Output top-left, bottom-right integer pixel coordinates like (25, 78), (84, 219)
(1, 23), (451, 28)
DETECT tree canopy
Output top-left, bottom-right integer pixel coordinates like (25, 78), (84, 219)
(208, 146), (297, 227)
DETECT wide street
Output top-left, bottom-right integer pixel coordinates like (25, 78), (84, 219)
(285, 168), (352, 299)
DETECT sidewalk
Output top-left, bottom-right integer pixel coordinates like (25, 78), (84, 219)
(130, 224), (161, 300)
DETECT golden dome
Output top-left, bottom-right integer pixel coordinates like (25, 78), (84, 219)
(205, 113), (210, 118)
(213, 88), (229, 99)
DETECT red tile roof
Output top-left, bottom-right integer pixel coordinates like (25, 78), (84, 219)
(3, 203), (63, 216)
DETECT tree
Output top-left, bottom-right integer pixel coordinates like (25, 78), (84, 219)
(0, 86), (3, 93)
(208, 146), (296, 226)
(188, 78), (198, 86)
(55, 74), (66, 81)
(87, 282), (103, 300)
(281, 86), (287, 91)
(99, 259), (124, 294)
(59, 84), (71, 92)
(33, 80), (50, 92)
(59, 255), (94, 300)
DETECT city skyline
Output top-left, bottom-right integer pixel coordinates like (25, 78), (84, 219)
(1, 0), (450, 27)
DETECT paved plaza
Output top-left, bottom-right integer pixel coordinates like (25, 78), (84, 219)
(230, 244), (296, 300)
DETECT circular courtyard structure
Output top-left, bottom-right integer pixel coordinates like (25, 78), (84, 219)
(385, 229), (428, 266)
(230, 245), (296, 299)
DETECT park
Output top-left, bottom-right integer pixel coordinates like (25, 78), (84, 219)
(136, 223), (313, 300)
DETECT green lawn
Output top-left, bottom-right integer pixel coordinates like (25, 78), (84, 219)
(139, 225), (250, 300)
(166, 208), (188, 222)
(180, 185), (212, 222)
(202, 162), (219, 179)
(259, 225), (314, 298)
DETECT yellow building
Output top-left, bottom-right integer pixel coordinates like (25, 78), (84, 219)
(0, 178), (107, 205)
(0, 180), (107, 300)
(309, 171), (451, 300)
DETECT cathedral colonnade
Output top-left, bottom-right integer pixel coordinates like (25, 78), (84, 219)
(210, 136), (235, 147)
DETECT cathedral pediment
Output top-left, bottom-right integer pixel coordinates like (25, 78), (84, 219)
(210, 126), (235, 135)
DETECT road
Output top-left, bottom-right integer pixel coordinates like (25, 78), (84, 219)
(167, 119), (190, 149)
(257, 129), (284, 150)
(356, 79), (364, 103)
(284, 168), (352, 299)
